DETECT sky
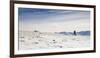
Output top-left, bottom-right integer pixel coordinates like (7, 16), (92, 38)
(18, 8), (90, 32)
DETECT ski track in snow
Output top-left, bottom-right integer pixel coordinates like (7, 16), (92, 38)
(19, 31), (91, 50)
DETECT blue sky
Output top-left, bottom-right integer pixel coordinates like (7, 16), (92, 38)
(18, 8), (90, 23)
(18, 8), (90, 32)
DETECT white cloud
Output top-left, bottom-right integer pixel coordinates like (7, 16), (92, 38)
(19, 18), (90, 32)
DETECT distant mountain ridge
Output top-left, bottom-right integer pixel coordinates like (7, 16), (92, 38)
(56, 31), (90, 36)
(23, 30), (90, 36)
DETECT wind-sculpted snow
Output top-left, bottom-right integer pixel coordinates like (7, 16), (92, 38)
(19, 31), (91, 50)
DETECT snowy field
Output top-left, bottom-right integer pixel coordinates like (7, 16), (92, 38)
(18, 31), (91, 50)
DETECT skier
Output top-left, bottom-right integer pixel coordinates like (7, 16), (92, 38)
(73, 30), (77, 36)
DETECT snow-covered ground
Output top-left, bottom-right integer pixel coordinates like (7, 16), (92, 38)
(18, 31), (91, 50)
